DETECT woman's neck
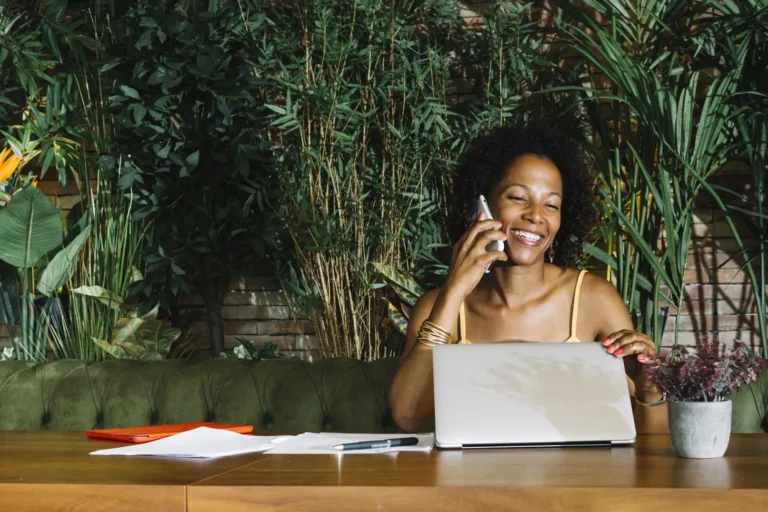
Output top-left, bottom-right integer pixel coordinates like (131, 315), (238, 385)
(480, 261), (550, 308)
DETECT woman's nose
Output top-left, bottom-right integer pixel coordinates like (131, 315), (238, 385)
(521, 204), (544, 224)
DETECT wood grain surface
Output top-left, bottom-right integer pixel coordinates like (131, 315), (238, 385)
(0, 431), (268, 512)
(188, 434), (768, 511)
(3, 432), (768, 512)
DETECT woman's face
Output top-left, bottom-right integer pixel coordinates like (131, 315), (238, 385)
(489, 154), (563, 266)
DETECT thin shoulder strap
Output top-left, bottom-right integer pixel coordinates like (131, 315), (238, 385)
(570, 270), (587, 338)
(458, 302), (467, 341)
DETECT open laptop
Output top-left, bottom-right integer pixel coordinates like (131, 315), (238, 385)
(432, 342), (636, 449)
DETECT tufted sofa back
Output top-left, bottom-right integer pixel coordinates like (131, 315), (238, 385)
(0, 358), (765, 433)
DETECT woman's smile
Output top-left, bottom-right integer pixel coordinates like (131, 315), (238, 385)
(509, 228), (545, 247)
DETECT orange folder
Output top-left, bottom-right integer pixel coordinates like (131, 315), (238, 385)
(86, 422), (254, 443)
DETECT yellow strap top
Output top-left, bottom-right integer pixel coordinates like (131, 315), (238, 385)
(457, 269), (587, 344)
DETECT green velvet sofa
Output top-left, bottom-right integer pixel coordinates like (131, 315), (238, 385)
(1, 358), (767, 433)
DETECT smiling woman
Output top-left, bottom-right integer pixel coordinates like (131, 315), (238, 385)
(446, 124), (596, 268)
(388, 124), (669, 435)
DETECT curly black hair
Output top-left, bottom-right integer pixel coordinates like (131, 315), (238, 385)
(446, 123), (598, 268)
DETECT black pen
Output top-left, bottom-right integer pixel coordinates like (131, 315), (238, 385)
(332, 437), (419, 451)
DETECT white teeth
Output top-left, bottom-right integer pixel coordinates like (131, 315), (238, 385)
(513, 230), (542, 241)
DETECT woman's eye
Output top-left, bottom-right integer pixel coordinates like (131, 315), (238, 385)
(546, 204), (560, 211)
(507, 196), (524, 202)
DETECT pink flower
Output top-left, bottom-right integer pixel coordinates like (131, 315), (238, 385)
(646, 339), (766, 402)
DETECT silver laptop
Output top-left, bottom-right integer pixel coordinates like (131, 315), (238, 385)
(432, 342), (636, 449)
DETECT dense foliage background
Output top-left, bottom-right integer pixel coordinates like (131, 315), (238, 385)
(0, 0), (765, 361)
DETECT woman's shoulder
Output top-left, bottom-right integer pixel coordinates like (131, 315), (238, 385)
(573, 269), (625, 311)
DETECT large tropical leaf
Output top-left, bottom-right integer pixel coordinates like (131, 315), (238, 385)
(385, 300), (409, 337)
(37, 225), (92, 297)
(374, 262), (423, 306)
(0, 186), (63, 268)
(93, 316), (181, 362)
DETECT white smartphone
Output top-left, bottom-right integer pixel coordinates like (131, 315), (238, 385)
(476, 195), (505, 273)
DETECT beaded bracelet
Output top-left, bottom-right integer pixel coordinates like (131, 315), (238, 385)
(634, 392), (667, 407)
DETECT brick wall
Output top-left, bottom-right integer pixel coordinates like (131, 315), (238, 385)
(660, 161), (763, 350)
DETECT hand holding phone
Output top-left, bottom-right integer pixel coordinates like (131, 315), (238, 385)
(443, 195), (508, 301)
(476, 195), (505, 273)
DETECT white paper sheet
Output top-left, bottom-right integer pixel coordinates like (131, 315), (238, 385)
(89, 426), (291, 459)
(264, 432), (435, 454)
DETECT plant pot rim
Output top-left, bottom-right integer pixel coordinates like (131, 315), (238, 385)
(668, 398), (732, 404)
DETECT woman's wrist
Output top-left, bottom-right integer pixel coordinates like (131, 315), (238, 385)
(440, 283), (467, 305)
(634, 387), (663, 402)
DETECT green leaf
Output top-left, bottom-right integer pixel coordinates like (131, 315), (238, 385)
(155, 144), (170, 159)
(133, 104), (147, 125)
(70, 285), (123, 310)
(119, 85), (140, 100)
(0, 186), (63, 268)
(37, 226), (92, 297)
(135, 30), (153, 50)
(93, 337), (130, 359)
(130, 266), (144, 284)
(185, 150), (200, 169)
(99, 61), (121, 73)
(373, 262), (423, 305)
(386, 301), (409, 336)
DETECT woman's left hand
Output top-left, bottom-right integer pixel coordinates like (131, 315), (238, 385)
(601, 329), (656, 360)
(601, 330), (658, 391)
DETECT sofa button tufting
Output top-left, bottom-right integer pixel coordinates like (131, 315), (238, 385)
(322, 415), (333, 430)
(40, 413), (50, 428)
(206, 411), (215, 422)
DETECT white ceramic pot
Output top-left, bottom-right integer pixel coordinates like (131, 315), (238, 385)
(668, 399), (732, 458)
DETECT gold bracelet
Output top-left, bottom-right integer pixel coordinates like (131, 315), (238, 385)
(634, 391), (667, 407)
(417, 320), (453, 348)
(422, 320), (452, 339)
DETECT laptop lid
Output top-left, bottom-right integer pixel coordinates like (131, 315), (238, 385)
(432, 342), (636, 448)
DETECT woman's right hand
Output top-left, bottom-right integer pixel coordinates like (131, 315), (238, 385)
(443, 212), (508, 300)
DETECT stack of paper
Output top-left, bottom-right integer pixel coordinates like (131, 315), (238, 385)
(90, 426), (291, 459)
(264, 432), (435, 454)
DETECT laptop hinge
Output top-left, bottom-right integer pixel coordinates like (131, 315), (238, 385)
(462, 440), (613, 449)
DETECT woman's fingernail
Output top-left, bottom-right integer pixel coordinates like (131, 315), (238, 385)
(638, 355), (646, 361)
(601, 338), (611, 346)
(477, 212), (483, 219)
(607, 345), (616, 353)
(614, 348), (624, 356)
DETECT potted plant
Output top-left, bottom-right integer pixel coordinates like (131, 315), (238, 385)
(647, 339), (766, 458)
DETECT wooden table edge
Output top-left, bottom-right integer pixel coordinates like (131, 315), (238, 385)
(0, 482), (186, 512)
(187, 485), (768, 512)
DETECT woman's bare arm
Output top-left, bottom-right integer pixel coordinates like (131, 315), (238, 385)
(389, 215), (508, 432)
(388, 287), (464, 432)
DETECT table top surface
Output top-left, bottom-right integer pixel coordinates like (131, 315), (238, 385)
(0, 431), (267, 487)
(2, 432), (768, 489)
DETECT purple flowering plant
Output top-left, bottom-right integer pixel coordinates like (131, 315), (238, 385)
(646, 339), (766, 402)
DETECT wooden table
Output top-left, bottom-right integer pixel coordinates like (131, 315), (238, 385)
(2, 432), (768, 511)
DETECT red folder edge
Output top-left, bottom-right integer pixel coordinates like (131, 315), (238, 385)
(86, 422), (254, 443)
